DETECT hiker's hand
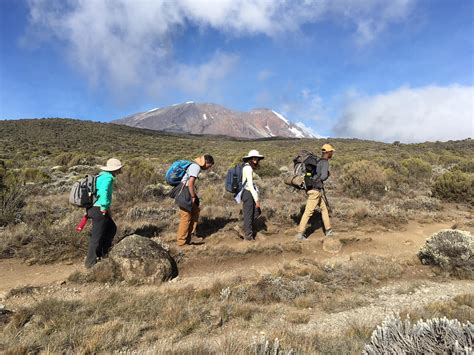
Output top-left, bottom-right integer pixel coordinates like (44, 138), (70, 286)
(101, 210), (108, 215)
(255, 201), (261, 209)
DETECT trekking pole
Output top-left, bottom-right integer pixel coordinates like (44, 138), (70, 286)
(322, 187), (332, 215)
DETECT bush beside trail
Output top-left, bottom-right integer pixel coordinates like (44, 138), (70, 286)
(432, 170), (473, 203)
(341, 160), (387, 200)
(418, 229), (473, 277)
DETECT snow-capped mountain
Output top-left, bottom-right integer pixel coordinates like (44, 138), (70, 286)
(113, 102), (315, 139)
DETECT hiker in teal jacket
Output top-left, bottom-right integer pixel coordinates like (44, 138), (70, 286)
(85, 158), (123, 268)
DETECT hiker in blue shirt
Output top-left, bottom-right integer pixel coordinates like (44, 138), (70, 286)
(85, 158), (123, 268)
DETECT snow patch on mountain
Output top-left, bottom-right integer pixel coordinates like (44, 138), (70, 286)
(147, 107), (160, 113)
(295, 122), (323, 138)
(289, 126), (305, 138)
(272, 110), (289, 125)
(265, 125), (275, 137)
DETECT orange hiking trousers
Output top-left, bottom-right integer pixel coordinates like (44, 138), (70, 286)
(177, 204), (200, 246)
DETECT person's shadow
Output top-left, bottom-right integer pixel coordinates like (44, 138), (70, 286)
(291, 205), (323, 237)
(197, 216), (239, 239)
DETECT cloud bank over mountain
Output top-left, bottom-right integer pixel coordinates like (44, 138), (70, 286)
(26, 0), (415, 96)
(334, 85), (474, 143)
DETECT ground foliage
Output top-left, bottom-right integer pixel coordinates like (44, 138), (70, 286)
(364, 314), (473, 354)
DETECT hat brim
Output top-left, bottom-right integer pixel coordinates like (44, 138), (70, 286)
(100, 165), (123, 171)
(243, 155), (264, 160)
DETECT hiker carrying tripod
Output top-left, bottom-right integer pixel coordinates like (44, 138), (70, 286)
(295, 144), (335, 240)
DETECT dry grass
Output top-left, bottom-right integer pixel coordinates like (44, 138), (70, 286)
(1, 254), (408, 354)
(401, 293), (474, 324)
(1, 120), (473, 353)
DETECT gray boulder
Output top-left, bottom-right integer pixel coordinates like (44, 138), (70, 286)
(109, 234), (178, 283)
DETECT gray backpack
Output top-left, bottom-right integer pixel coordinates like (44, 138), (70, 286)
(284, 150), (319, 190)
(69, 175), (98, 208)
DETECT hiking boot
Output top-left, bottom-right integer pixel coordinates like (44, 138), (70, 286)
(244, 233), (254, 241)
(190, 232), (205, 239)
(187, 235), (205, 245)
(325, 229), (334, 237)
(295, 232), (306, 241)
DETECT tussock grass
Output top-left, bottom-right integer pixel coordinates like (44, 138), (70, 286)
(2, 255), (409, 353)
(401, 293), (474, 324)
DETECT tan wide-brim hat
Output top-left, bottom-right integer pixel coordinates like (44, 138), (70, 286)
(100, 158), (123, 172)
(243, 150), (265, 160)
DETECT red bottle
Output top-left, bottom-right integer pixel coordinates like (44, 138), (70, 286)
(76, 215), (88, 232)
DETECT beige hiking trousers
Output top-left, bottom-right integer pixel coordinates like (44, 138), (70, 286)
(297, 189), (331, 233)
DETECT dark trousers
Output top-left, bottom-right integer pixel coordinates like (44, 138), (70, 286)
(242, 190), (259, 239)
(85, 206), (116, 268)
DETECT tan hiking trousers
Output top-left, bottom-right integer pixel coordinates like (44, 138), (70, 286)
(297, 189), (331, 233)
(177, 204), (200, 246)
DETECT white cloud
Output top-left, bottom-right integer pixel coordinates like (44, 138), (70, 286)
(278, 89), (327, 138)
(281, 89), (326, 122)
(149, 52), (239, 95)
(334, 85), (474, 143)
(25, 0), (416, 98)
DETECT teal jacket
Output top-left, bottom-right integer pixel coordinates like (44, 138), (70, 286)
(93, 171), (115, 211)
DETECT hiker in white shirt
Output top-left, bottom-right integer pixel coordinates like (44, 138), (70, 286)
(241, 150), (264, 240)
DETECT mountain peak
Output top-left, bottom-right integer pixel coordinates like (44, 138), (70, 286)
(114, 102), (315, 139)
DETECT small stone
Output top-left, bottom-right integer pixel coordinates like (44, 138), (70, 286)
(323, 238), (342, 254)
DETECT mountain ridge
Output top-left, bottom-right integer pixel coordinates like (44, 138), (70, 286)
(113, 102), (317, 139)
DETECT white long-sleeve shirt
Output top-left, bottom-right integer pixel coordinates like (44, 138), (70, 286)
(242, 164), (259, 202)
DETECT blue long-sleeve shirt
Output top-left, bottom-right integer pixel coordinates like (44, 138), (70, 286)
(93, 171), (115, 211)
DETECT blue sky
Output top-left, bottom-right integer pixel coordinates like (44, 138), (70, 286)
(0, 0), (473, 142)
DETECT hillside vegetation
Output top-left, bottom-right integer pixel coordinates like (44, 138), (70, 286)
(0, 118), (473, 353)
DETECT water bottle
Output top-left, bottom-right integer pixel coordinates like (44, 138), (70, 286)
(76, 215), (88, 232)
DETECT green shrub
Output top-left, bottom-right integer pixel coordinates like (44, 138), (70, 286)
(68, 154), (97, 167)
(341, 161), (387, 200)
(401, 158), (432, 182)
(54, 152), (74, 166)
(0, 163), (26, 226)
(21, 168), (52, 184)
(115, 159), (160, 202)
(256, 162), (281, 178)
(378, 158), (408, 189)
(452, 160), (474, 173)
(432, 170), (473, 203)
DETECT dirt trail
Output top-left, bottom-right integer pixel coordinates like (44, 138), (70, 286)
(0, 221), (458, 298)
(0, 259), (82, 299)
(177, 221), (454, 278)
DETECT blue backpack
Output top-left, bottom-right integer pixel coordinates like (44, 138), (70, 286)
(165, 160), (193, 186)
(225, 164), (245, 194)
